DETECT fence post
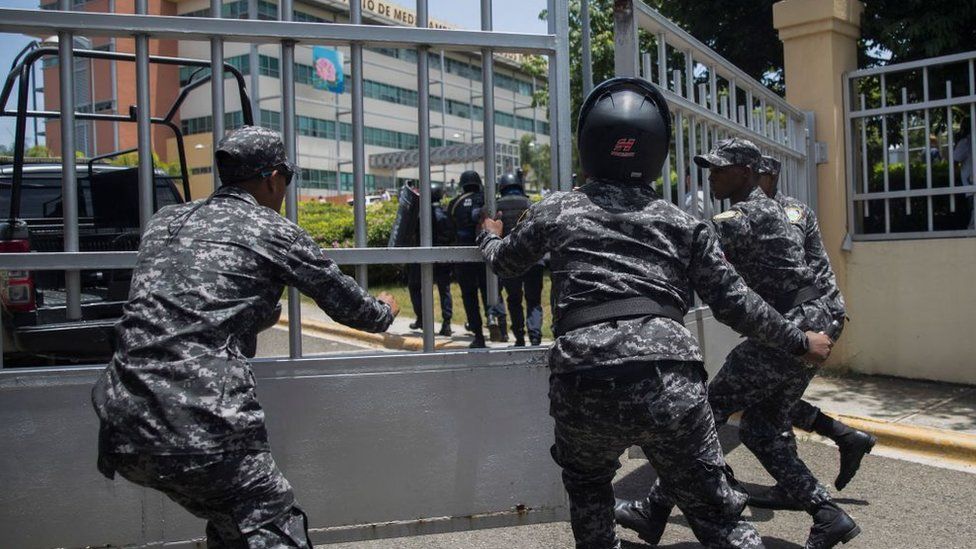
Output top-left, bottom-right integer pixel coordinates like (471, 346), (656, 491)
(774, 0), (862, 365)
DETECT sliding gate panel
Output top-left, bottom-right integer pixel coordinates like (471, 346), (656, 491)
(0, 350), (564, 548)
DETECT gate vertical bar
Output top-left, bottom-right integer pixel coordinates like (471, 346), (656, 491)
(210, 0), (224, 191)
(551, 0), (572, 189)
(248, 0), (260, 120)
(613, 0), (639, 77)
(58, 0), (81, 321)
(546, 1), (560, 191)
(350, 0), (368, 288)
(656, 33), (667, 89)
(581, 0), (593, 97)
(482, 0), (499, 310)
(135, 0), (153, 231)
(281, 0), (302, 357)
(418, 0), (435, 352)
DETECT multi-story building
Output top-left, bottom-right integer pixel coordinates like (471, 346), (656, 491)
(40, 0), (550, 200)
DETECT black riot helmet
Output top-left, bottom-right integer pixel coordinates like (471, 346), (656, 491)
(577, 77), (672, 185)
(498, 172), (522, 193)
(430, 181), (445, 202)
(459, 170), (483, 192)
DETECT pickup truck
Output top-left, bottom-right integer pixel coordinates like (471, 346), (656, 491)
(0, 161), (185, 364)
(0, 43), (254, 365)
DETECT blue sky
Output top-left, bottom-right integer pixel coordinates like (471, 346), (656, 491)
(0, 0), (549, 149)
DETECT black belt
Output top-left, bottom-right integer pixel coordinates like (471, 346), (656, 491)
(554, 296), (686, 337)
(773, 284), (823, 314)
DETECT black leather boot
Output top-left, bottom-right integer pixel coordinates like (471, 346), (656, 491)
(805, 501), (860, 549)
(812, 412), (876, 490)
(613, 497), (671, 546)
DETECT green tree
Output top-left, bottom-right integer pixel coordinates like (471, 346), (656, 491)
(109, 151), (182, 176)
(519, 133), (551, 189)
(526, 0), (976, 111)
(25, 145), (51, 157)
(860, 1), (976, 67)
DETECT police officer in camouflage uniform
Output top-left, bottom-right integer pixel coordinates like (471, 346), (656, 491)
(91, 126), (399, 548)
(477, 78), (832, 549)
(616, 139), (860, 549)
(448, 170), (490, 348)
(746, 155), (876, 509)
(486, 172), (545, 346)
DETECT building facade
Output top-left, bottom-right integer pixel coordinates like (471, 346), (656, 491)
(42, 0), (550, 200)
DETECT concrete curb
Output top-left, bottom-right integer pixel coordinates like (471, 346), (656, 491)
(825, 412), (976, 465)
(278, 316), (466, 351)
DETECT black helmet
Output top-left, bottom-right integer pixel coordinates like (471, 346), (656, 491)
(430, 181), (445, 202)
(459, 170), (483, 192)
(498, 173), (522, 193)
(577, 77), (672, 184)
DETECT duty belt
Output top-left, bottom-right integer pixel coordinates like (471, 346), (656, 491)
(773, 284), (823, 314)
(554, 296), (686, 337)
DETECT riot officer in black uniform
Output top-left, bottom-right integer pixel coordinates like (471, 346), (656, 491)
(447, 170), (490, 348)
(486, 173), (544, 346)
(407, 181), (454, 336)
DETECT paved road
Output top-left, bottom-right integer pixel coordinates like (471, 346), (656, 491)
(323, 428), (976, 549)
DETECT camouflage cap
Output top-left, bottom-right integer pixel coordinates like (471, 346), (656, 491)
(693, 137), (761, 170)
(215, 125), (299, 184)
(758, 155), (782, 177)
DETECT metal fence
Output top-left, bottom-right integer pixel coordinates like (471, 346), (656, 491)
(0, 0), (572, 364)
(606, 1), (815, 222)
(845, 50), (976, 240)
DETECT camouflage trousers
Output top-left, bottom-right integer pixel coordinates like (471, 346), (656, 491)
(790, 399), (822, 432)
(549, 360), (764, 549)
(102, 450), (311, 549)
(647, 340), (832, 513)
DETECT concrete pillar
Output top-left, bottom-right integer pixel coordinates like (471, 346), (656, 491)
(774, 0), (863, 365)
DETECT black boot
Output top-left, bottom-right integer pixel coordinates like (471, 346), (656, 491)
(439, 321), (453, 336)
(805, 501), (860, 549)
(813, 413), (876, 490)
(409, 320), (421, 330)
(469, 332), (487, 349)
(530, 336), (542, 346)
(835, 430), (876, 490)
(613, 498), (671, 546)
(748, 483), (805, 511)
(513, 336), (526, 347)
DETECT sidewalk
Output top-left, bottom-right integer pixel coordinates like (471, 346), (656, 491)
(804, 372), (976, 435)
(281, 298), (551, 351)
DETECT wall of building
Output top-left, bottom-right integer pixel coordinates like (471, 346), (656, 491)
(844, 238), (976, 384)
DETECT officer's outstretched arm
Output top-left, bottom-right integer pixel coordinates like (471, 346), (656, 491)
(688, 223), (808, 356)
(277, 231), (395, 333)
(476, 203), (548, 278)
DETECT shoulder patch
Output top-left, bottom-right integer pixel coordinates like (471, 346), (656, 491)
(712, 210), (742, 222)
(785, 205), (805, 225)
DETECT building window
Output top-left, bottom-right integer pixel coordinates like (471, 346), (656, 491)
(260, 109), (281, 131)
(259, 55), (279, 78)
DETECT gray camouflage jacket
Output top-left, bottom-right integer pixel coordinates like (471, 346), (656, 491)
(477, 179), (807, 374)
(710, 186), (832, 333)
(92, 185), (393, 455)
(774, 191), (846, 320)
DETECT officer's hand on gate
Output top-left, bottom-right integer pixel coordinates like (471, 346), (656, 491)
(802, 331), (833, 363)
(377, 291), (400, 318)
(479, 211), (504, 237)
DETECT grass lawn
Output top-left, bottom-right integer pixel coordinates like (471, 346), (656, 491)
(302, 269), (556, 340)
